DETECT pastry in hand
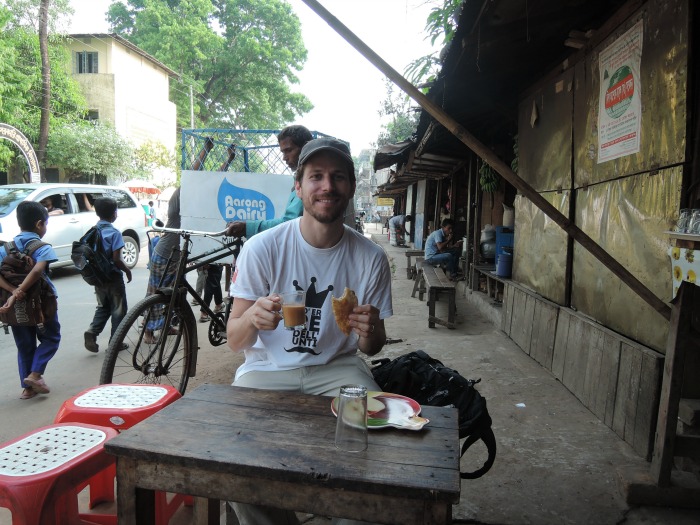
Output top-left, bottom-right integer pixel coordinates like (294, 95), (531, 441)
(332, 287), (358, 335)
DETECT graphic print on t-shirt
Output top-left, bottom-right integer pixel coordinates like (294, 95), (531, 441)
(284, 277), (333, 355)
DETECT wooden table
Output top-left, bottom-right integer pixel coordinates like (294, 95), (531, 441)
(105, 384), (461, 525)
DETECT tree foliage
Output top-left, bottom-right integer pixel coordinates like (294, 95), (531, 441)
(107, 0), (312, 130)
(375, 79), (419, 148)
(374, 0), (461, 149)
(46, 122), (133, 183)
(132, 139), (176, 179)
(404, 0), (462, 87)
(0, 0), (73, 32)
(0, 3), (86, 173)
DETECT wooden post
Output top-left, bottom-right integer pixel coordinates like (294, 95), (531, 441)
(299, 0), (671, 321)
(650, 281), (698, 484)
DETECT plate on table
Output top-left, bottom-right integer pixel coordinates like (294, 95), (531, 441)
(331, 391), (429, 431)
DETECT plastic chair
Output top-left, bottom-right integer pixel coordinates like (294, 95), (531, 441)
(0, 423), (118, 525)
(54, 384), (187, 523)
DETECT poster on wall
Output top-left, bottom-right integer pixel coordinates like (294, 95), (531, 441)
(597, 20), (643, 164)
(181, 170), (294, 252)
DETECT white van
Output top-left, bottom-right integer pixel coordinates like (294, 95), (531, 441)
(0, 183), (149, 269)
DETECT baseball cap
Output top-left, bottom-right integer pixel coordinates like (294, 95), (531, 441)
(297, 137), (353, 167)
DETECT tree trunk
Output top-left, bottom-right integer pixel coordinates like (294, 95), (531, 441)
(38, 0), (51, 181)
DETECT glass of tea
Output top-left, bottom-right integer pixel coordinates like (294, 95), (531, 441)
(278, 291), (306, 330)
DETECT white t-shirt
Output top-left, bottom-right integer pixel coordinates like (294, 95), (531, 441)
(231, 218), (393, 379)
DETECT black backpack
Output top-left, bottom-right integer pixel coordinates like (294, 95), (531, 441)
(371, 350), (496, 479)
(71, 226), (119, 287)
(0, 239), (58, 328)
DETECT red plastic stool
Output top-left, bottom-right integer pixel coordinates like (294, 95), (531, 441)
(0, 423), (118, 525)
(54, 384), (182, 432)
(54, 384), (188, 522)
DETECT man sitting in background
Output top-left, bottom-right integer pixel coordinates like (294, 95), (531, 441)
(424, 218), (463, 281)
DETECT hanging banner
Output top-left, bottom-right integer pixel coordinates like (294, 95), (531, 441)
(597, 20), (644, 164)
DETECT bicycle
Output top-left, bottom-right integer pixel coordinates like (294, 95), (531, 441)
(99, 225), (241, 394)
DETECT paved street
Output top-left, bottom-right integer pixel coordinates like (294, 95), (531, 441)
(0, 256), (149, 443)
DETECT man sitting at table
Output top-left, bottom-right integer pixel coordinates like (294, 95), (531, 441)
(227, 137), (392, 525)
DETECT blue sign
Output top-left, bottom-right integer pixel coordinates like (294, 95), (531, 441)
(217, 179), (275, 221)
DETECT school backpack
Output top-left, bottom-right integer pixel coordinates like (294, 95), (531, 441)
(371, 350), (497, 479)
(0, 240), (58, 329)
(71, 226), (119, 287)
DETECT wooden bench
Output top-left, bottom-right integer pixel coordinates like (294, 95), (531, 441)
(412, 258), (426, 299)
(471, 264), (507, 302)
(405, 250), (425, 279)
(422, 265), (456, 329)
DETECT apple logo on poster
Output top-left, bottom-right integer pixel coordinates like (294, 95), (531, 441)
(217, 179), (275, 221)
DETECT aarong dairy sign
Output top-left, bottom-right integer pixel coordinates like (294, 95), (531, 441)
(180, 170), (294, 253)
(0, 124), (41, 182)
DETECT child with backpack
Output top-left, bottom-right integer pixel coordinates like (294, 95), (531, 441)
(83, 197), (133, 353)
(0, 201), (60, 400)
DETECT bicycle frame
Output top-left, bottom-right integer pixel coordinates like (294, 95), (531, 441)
(145, 226), (240, 376)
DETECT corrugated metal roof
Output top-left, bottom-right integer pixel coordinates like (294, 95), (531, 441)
(415, 0), (633, 158)
(378, 0), (633, 185)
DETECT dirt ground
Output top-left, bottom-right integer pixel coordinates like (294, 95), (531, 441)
(185, 335), (244, 392)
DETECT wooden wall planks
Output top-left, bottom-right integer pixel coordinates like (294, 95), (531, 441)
(502, 281), (663, 459)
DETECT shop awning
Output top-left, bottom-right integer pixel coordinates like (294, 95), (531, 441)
(122, 180), (161, 196)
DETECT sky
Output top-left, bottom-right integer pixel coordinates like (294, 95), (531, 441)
(67, 0), (440, 155)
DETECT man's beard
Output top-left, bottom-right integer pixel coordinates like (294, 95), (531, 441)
(304, 193), (348, 224)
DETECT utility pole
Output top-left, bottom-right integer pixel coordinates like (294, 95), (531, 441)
(190, 85), (195, 128)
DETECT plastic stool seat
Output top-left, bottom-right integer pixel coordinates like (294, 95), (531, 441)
(55, 384), (182, 430)
(0, 425), (107, 477)
(75, 384), (171, 408)
(0, 423), (118, 525)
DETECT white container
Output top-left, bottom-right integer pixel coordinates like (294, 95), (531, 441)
(503, 204), (515, 228)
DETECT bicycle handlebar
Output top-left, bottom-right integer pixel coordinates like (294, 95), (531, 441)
(151, 224), (231, 238)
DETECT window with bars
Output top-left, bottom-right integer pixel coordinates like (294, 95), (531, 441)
(76, 51), (98, 74)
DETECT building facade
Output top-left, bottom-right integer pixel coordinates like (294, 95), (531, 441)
(67, 33), (178, 159)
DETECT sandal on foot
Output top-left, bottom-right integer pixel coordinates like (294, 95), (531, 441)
(20, 388), (37, 400)
(199, 314), (210, 323)
(214, 303), (225, 314)
(24, 376), (50, 394)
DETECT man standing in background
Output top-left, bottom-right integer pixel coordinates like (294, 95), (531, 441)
(225, 125), (312, 239)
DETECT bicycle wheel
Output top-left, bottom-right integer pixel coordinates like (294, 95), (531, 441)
(100, 293), (196, 393)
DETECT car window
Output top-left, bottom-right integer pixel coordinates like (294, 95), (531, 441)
(39, 193), (69, 216)
(108, 189), (137, 209)
(77, 192), (97, 212)
(0, 187), (34, 217)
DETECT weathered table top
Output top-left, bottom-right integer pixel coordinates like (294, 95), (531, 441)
(105, 384), (461, 525)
